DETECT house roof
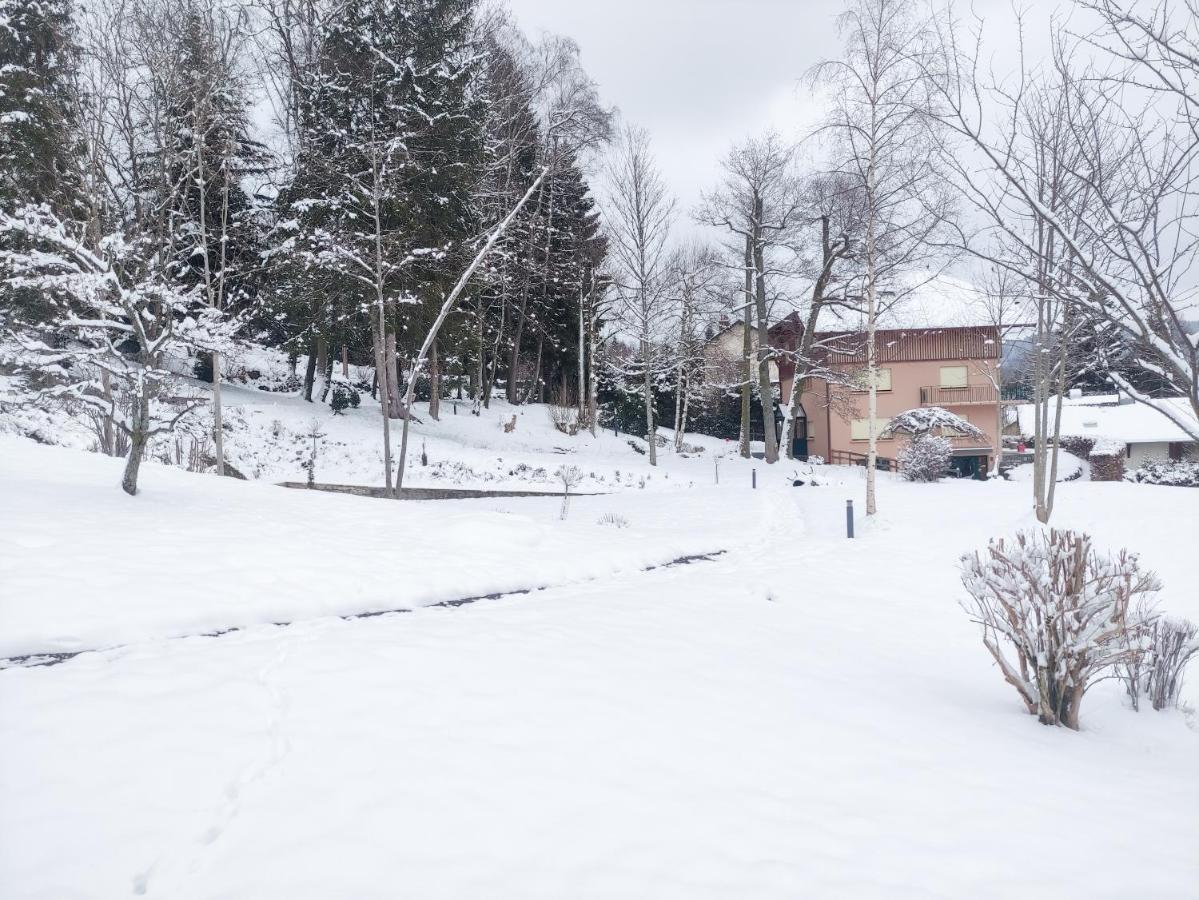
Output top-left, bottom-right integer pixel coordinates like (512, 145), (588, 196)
(812, 325), (1001, 364)
(1015, 397), (1199, 444)
(806, 271), (1029, 331)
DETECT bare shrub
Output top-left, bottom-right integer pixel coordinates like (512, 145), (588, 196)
(597, 512), (629, 528)
(547, 384), (580, 435)
(1122, 610), (1199, 712)
(960, 529), (1161, 729)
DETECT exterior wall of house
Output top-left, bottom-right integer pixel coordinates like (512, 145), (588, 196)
(1127, 441), (1176, 468)
(704, 321), (779, 387)
(778, 337), (1001, 469)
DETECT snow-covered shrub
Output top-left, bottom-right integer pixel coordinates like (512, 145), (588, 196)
(557, 465), (583, 520)
(597, 512), (629, 528)
(1088, 438), (1125, 482)
(806, 455), (825, 466)
(1059, 435), (1095, 459)
(1121, 612), (1199, 712)
(1131, 459), (1199, 487)
(329, 381), (360, 415)
(898, 434), (952, 482)
(547, 385), (580, 435)
(959, 529), (1161, 729)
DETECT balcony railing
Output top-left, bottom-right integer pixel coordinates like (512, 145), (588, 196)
(919, 384), (998, 406)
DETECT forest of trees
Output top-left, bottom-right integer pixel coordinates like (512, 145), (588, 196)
(1, 0), (1196, 505)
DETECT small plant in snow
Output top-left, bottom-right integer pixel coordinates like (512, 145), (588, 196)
(959, 529), (1160, 730)
(1120, 608), (1199, 712)
(557, 465), (584, 520)
(897, 434), (953, 482)
(597, 512), (629, 528)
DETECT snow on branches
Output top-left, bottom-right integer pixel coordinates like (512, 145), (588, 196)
(0, 204), (238, 494)
(960, 529), (1160, 729)
(884, 407), (984, 482)
(882, 406), (986, 440)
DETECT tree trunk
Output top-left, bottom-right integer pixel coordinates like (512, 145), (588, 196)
(384, 331), (401, 418)
(739, 235), (753, 459)
(752, 195), (778, 464)
(577, 285), (586, 418)
(211, 350), (225, 475)
(865, 136), (879, 516)
(429, 339), (440, 420)
(588, 306), (599, 436)
(302, 341), (318, 402)
(315, 336), (328, 396)
(373, 301), (393, 497)
(318, 351), (334, 403)
(643, 337), (657, 466)
(121, 390), (150, 496)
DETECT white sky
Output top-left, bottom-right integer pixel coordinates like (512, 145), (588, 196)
(504, 0), (1062, 228)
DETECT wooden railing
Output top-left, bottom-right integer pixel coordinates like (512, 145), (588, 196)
(919, 384), (998, 406)
(830, 449), (898, 472)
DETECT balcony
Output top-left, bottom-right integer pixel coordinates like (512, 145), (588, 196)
(919, 384), (998, 406)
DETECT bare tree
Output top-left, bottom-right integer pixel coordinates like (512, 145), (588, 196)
(696, 132), (803, 463)
(782, 173), (866, 459)
(811, 0), (954, 514)
(668, 242), (722, 451)
(603, 125), (676, 466)
(923, 8), (1135, 520)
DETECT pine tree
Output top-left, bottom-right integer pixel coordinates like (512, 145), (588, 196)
(0, 0), (85, 324)
(0, 0), (82, 213)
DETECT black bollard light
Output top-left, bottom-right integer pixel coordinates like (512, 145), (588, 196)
(846, 499), (855, 538)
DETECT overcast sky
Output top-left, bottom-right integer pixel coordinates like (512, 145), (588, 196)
(504, 0), (1061, 230)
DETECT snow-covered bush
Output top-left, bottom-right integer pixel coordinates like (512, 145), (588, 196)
(330, 381), (360, 415)
(1131, 459), (1199, 487)
(1088, 438), (1125, 482)
(557, 465), (583, 520)
(547, 385), (580, 435)
(597, 512), (630, 528)
(959, 529), (1161, 729)
(1121, 612), (1199, 712)
(898, 434), (952, 482)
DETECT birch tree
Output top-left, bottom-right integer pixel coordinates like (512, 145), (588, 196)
(696, 132), (804, 464)
(604, 124), (675, 466)
(812, 0), (953, 514)
(668, 242), (722, 451)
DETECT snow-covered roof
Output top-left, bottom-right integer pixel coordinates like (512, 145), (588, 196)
(1015, 396), (1199, 444)
(812, 271), (1028, 331)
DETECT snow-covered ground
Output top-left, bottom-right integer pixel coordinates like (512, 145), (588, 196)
(2, 429), (1197, 899)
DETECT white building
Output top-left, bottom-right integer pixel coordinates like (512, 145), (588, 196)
(1015, 394), (1199, 467)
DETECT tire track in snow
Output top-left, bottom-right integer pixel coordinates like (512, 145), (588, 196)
(0, 550), (730, 671)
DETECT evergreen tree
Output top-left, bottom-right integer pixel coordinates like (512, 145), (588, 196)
(0, 0), (85, 324)
(0, 0), (82, 213)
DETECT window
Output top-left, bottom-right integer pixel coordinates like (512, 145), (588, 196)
(852, 367), (892, 392)
(940, 365), (968, 388)
(851, 417), (891, 441)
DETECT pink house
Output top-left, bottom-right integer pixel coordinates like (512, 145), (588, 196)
(772, 320), (1002, 478)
